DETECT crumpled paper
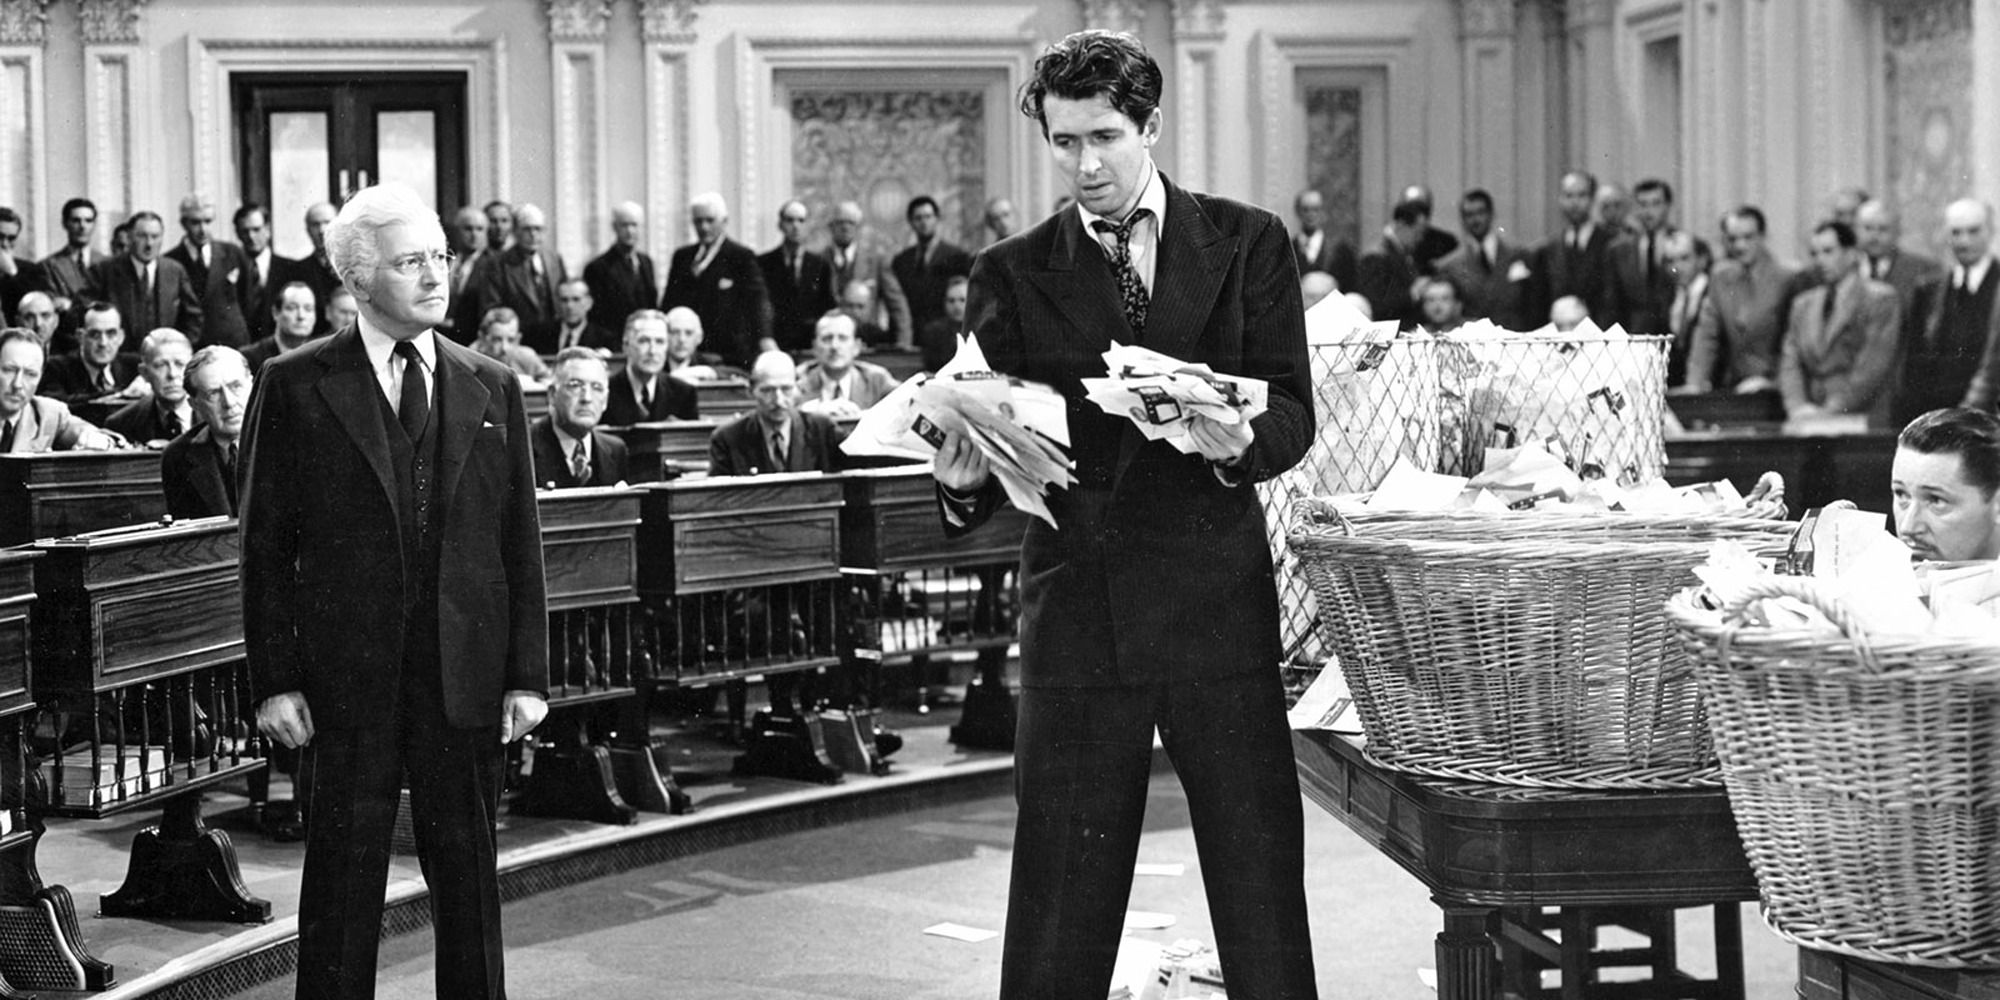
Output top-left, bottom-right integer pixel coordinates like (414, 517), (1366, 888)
(1081, 343), (1267, 458)
(840, 333), (1074, 526)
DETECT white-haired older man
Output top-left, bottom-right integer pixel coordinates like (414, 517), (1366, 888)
(105, 327), (196, 445)
(661, 191), (772, 368)
(239, 181), (547, 1000)
(165, 193), (256, 347)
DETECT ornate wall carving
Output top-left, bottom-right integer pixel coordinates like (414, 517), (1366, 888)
(1460, 0), (1515, 38)
(545, 0), (611, 42)
(78, 0), (144, 45)
(1170, 0), (1224, 40)
(1078, 0), (1143, 35)
(1884, 0), (1971, 257)
(0, 0), (50, 46)
(789, 89), (988, 260)
(639, 0), (703, 44)
(1304, 84), (1363, 249)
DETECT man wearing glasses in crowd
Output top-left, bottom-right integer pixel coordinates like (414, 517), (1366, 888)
(530, 346), (627, 489)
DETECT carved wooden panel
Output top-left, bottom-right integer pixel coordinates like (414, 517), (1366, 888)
(1304, 84), (1364, 250)
(537, 487), (641, 611)
(0, 553), (35, 719)
(1884, 0), (1971, 261)
(0, 453), (167, 547)
(839, 468), (1027, 573)
(638, 475), (843, 594)
(789, 89), (989, 261)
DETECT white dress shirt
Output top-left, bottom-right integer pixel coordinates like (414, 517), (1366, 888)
(358, 318), (436, 414)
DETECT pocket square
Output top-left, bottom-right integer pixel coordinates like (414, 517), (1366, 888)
(482, 420), (498, 428)
(717, 277), (735, 290)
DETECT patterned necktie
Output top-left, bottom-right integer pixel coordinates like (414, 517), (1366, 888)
(393, 341), (429, 440)
(570, 439), (589, 483)
(1092, 211), (1151, 335)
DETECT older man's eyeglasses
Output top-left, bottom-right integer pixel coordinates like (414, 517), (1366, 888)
(381, 249), (457, 276)
(559, 379), (609, 397)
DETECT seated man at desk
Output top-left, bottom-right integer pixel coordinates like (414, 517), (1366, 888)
(605, 308), (698, 424)
(797, 311), (899, 417)
(38, 301), (141, 405)
(531, 347), (628, 489)
(708, 350), (842, 475)
(471, 306), (552, 380)
(160, 345), (250, 518)
(0, 328), (123, 451)
(240, 281), (319, 374)
(664, 305), (722, 382)
(104, 328), (197, 447)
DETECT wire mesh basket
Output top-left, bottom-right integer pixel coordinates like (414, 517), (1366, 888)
(1666, 577), (2000, 968)
(1261, 332), (1672, 668)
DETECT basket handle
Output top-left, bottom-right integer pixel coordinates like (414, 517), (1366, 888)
(1717, 575), (1881, 673)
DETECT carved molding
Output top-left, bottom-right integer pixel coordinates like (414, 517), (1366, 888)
(1169, 0), (1224, 40)
(78, 0), (144, 45)
(1460, 0), (1516, 38)
(545, 0), (611, 43)
(0, 0), (50, 46)
(639, 0), (703, 44)
(1884, 0), (1970, 47)
(1078, 0), (1144, 35)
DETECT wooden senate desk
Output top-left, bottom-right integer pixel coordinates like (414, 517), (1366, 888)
(0, 451), (168, 546)
(693, 378), (754, 422)
(1797, 948), (2000, 1000)
(612, 420), (718, 482)
(1294, 730), (1757, 1000)
(839, 466), (1026, 751)
(28, 517), (270, 925)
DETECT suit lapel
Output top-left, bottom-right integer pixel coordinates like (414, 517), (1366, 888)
(314, 328), (399, 515)
(1023, 211), (1127, 355)
(1144, 180), (1234, 362)
(189, 427), (231, 515)
(433, 339), (492, 508)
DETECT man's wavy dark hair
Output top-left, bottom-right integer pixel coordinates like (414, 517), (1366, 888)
(1018, 30), (1162, 136)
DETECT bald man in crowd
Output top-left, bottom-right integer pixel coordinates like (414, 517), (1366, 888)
(296, 202), (343, 331)
(1855, 199), (1945, 353)
(823, 200), (912, 348)
(662, 192), (772, 367)
(798, 311), (899, 416)
(983, 197), (1019, 245)
(583, 201), (659, 334)
(444, 205), (492, 340)
(1926, 200), (2000, 417)
(709, 350), (842, 476)
(758, 200), (837, 353)
(166, 193), (256, 347)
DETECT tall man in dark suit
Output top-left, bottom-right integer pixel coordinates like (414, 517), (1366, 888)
(1290, 188), (1356, 292)
(891, 195), (975, 336)
(443, 205), (492, 342)
(1609, 178), (1679, 337)
(825, 200), (912, 347)
(240, 182), (548, 1000)
(1855, 199), (1946, 357)
(474, 203), (566, 353)
(233, 203), (289, 343)
(37, 197), (103, 354)
(757, 199), (837, 353)
(167, 194), (256, 347)
(932, 30), (1317, 1000)
(1926, 200), (2000, 417)
(1354, 199), (1425, 329)
(82, 211), (203, 351)
(1779, 220), (1903, 425)
(551, 280), (617, 352)
(1662, 231), (1715, 389)
(581, 201), (658, 335)
(1687, 205), (1806, 394)
(661, 192), (772, 368)
(161, 345), (251, 518)
(0, 207), (34, 327)
(1435, 188), (1530, 330)
(530, 347), (627, 489)
(603, 309), (698, 425)
(1527, 170), (1620, 327)
(296, 203), (343, 333)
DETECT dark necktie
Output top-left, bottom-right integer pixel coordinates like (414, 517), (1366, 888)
(161, 408), (182, 439)
(393, 341), (429, 440)
(570, 439), (589, 483)
(223, 443), (238, 511)
(1642, 237), (1655, 285)
(1822, 281), (1838, 323)
(0, 419), (14, 453)
(96, 365), (114, 393)
(1092, 210), (1152, 335)
(767, 428), (786, 472)
(1475, 241), (1490, 273)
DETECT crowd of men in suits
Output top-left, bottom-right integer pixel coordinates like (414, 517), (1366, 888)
(1300, 173), (1996, 428)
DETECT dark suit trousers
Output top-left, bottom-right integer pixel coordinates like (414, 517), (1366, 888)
(1002, 671), (1317, 1000)
(295, 629), (506, 1000)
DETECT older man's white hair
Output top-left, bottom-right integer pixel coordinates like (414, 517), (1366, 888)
(689, 192), (729, 218)
(327, 183), (445, 290)
(140, 327), (192, 359)
(750, 350), (796, 386)
(178, 193), (216, 219)
(186, 345), (250, 391)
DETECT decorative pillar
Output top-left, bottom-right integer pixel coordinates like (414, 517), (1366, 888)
(546, 0), (611, 270)
(1078, 0), (1144, 35)
(0, 0), (49, 250)
(640, 0), (700, 269)
(1459, 0), (1520, 228)
(1168, 0), (1223, 192)
(1564, 0), (1619, 182)
(78, 0), (147, 226)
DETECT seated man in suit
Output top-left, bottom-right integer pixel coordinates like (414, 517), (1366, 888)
(471, 307), (552, 380)
(552, 279), (617, 353)
(605, 309), (699, 425)
(240, 281), (318, 374)
(664, 305), (725, 381)
(105, 328), (198, 447)
(15, 291), (59, 348)
(81, 211), (203, 350)
(708, 350), (841, 476)
(917, 275), (969, 373)
(1780, 220), (1902, 425)
(161, 344), (251, 518)
(165, 193), (255, 348)
(798, 311), (899, 417)
(38, 300), (144, 408)
(836, 279), (893, 351)
(0, 329), (123, 452)
(530, 347), (628, 489)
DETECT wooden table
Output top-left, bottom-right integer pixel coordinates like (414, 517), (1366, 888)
(1797, 948), (2000, 1000)
(1294, 729), (1758, 999)
(0, 451), (167, 546)
(28, 517), (270, 925)
(1665, 426), (1896, 515)
(839, 466), (1025, 751)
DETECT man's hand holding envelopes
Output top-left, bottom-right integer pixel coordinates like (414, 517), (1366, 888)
(841, 334), (1075, 526)
(1081, 342), (1268, 463)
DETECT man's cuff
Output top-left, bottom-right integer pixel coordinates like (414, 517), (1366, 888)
(1209, 454), (1250, 488)
(939, 478), (985, 527)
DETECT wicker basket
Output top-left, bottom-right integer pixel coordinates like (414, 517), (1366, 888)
(1666, 577), (2000, 968)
